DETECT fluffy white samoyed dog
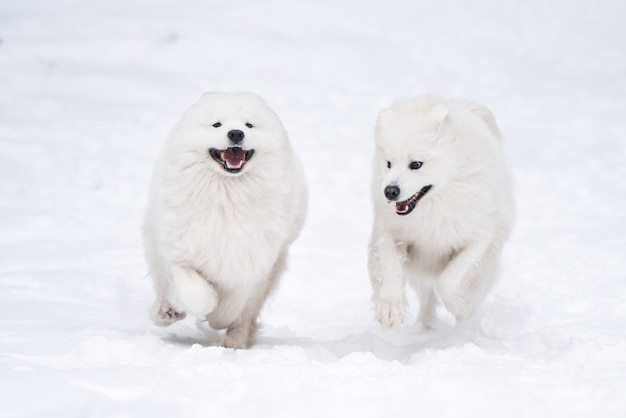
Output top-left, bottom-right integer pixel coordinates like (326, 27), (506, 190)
(143, 92), (307, 349)
(369, 95), (514, 329)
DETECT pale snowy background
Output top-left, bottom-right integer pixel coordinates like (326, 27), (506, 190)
(1, 0), (625, 417)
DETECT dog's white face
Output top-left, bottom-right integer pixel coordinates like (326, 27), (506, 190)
(173, 92), (287, 176)
(374, 98), (460, 216)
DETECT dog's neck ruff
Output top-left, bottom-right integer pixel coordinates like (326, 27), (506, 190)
(395, 185), (432, 216)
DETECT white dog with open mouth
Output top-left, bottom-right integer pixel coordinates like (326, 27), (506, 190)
(143, 92), (307, 349)
(368, 95), (514, 329)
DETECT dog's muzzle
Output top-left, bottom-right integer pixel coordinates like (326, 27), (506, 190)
(389, 185), (433, 215)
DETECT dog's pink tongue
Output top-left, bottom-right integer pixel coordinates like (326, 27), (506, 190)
(396, 201), (409, 213)
(222, 147), (246, 169)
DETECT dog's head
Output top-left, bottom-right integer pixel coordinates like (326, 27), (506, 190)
(171, 92), (288, 176)
(373, 96), (463, 216)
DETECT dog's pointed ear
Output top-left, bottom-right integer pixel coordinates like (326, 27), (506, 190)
(377, 107), (394, 127)
(430, 103), (448, 123)
(464, 101), (502, 140)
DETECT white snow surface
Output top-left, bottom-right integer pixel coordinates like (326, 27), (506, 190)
(1, 0), (626, 416)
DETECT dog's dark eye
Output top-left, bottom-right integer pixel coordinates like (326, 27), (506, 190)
(245, 122), (254, 129)
(387, 161), (391, 169)
(409, 161), (423, 170)
(212, 122), (222, 128)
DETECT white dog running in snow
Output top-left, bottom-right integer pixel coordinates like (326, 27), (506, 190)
(368, 95), (514, 329)
(143, 92), (307, 349)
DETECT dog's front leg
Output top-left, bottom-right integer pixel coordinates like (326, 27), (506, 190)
(169, 264), (219, 318)
(436, 238), (500, 321)
(220, 250), (287, 349)
(368, 229), (407, 328)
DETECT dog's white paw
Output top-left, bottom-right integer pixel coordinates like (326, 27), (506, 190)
(376, 299), (405, 328)
(220, 323), (256, 350)
(151, 300), (186, 327)
(220, 334), (251, 350)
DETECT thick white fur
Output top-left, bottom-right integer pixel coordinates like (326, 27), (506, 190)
(368, 96), (514, 329)
(144, 92), (307, 349)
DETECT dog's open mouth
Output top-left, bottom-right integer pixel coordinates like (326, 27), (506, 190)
(395, 185), (433, 216)
(209, 147), (255, 173)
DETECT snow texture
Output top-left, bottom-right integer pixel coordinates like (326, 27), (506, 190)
(1, 0), (625, 417)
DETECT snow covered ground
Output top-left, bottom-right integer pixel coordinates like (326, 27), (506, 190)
(1, 0), (625, 416)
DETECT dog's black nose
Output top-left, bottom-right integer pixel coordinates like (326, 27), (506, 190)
(384, 185), (401, 201)
(227, 129), (245, 145)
